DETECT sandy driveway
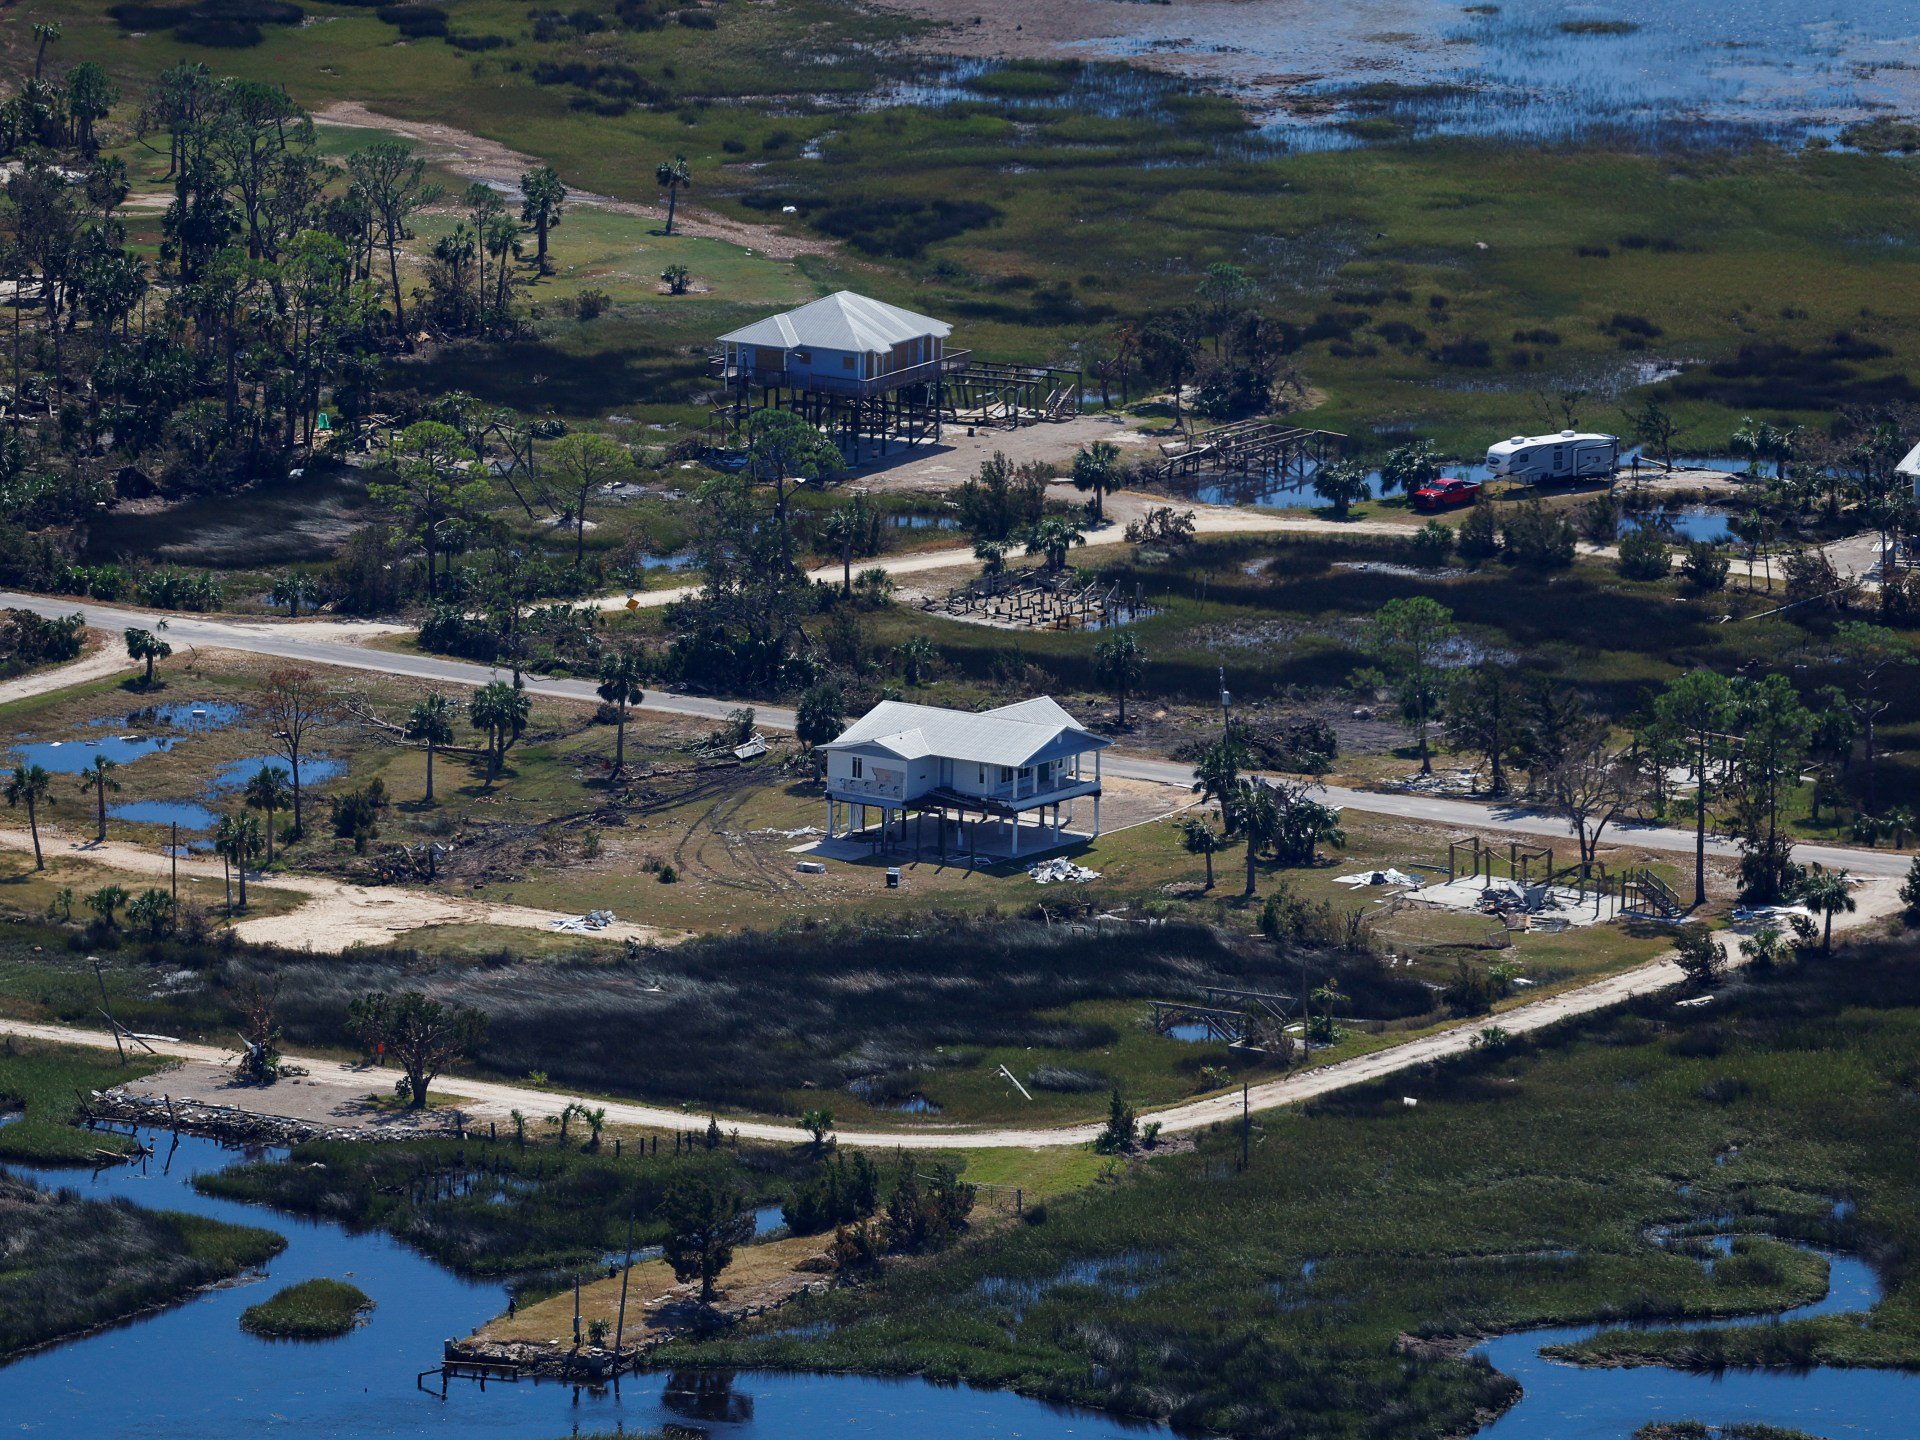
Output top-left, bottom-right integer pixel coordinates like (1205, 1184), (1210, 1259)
(14, 879), (1892, 1149)
(313, 102), (832, 260)
(0, 637), (136, 707)
(0, 827), (678, 952)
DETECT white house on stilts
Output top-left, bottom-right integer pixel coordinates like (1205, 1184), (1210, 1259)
(817, 697), (1110, 862)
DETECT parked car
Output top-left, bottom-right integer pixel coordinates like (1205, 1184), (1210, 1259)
(1411, 476), (1482, 510)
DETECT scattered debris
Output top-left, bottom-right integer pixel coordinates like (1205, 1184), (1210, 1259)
(1333, 868), (1421, 889)
(795, 860), (827, 874)
(550, 909), (617, 934)
(1028, 857), (1101, 885)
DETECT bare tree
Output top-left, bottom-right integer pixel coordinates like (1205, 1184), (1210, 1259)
(1547, 738), (1637, 870)
(260, 667), (336, 837)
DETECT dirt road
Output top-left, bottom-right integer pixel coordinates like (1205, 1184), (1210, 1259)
(0, 828), (677, 952)
(9, 877), (1893, 1148)
(313, 102), (832, 260)
(0, 639), (136, 706)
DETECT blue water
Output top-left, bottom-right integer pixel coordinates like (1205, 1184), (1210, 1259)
(1474, 1236), (1917, 1438)
(10, 702), (245, 774)
(10, 732), (177, 772)
(109, 799), (221, 832)
(0, 1130), (1155, 1439)
(1192, 459), (1494, 511)
(212, 755), (346, 793)
(1618, 507), (1735, 545)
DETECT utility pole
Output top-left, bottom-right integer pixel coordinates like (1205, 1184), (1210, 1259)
(613, 1203), (636, 1356)
(93, 957), (124, 1064)
(1219, 666), (1231, 733)
(170, 822), (178, 902)
(1241, 1082), (1250, 1171)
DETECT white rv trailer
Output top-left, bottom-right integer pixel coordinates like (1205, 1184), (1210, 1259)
(1485, 430), (1619, 484)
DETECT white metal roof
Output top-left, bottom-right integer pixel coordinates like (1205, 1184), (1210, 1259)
(1487, 430), (1617, 454)
(822, 697), (1109, 768)
(1898, 441), (1920, 478)
(717, 290), (952, 354)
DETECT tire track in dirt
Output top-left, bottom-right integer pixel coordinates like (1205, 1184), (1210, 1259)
(313, 102), (835, 259)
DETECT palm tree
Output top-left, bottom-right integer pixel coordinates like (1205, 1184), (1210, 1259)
(1178, 814), (1221, 889)
(1311, 458), (1372, 519)
(1233, 778), (1282, 899)
(6, 764), (53, 869)
(470, 681), (530, 780)
(216, 812), (262, 912)
(596, 650), (647, 776)
(124, 626), (173, 687)
(1023, 515), (1087, 572)
(519, 165), (568, 274)
(270, 572), (319, 617)
(404, 692), (457, 801)
(1800, 870), (1856, 956)
(76, 755), (119, 844)
(655, 154), (691, 235)
(1070, 440), (1122, 523)
(973, 539), (1010, 577)
(1192, 733), (1249, 834)
(821, 505), (861, 595)
(243, 765), (293, 864)
(893, 635), (939, 687)
(1094, 630), (1146, 727)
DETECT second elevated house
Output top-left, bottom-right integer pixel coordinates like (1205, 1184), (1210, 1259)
(818, 697), (1110, 860)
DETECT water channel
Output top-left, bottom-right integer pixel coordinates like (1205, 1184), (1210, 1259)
(3, 1128), (1914, 1437)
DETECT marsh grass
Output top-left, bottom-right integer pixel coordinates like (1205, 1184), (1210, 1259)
(678, 939), (1920, 1438)
(0, 1170), (283, 1360)
(0, 1039), (166, 1164)
(238, 1278), (373, 1339)
(198, 1134), (791, 1276)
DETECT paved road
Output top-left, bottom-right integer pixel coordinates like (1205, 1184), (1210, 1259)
(3, 588), (1905, 880)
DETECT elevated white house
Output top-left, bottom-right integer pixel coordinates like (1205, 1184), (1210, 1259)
(818, 697), (1110, 860)
(1901, 440), (1920, 500)
(714, 291), (962, 398)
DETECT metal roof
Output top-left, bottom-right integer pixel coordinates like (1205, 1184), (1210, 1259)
(1899, 441), (1920, 478)
(822, 697), (1109, 768)
(717, 291), (952, 353)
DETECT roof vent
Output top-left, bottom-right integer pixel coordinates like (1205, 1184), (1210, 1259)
(1561, 429), (1576, 437)
(1511, 436), (1525, 444)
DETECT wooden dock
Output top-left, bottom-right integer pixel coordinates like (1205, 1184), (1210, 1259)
(1151, 421), (1345, 489)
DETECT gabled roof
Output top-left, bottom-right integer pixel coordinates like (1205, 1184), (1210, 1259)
(1899, 441), (1920, 478)
(823, 697), (1109, 769)
(717, 291), (952, 353)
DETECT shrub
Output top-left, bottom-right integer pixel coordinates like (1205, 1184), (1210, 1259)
(1500, 501), (1576, 569)
(1408, 521), (1455, 569)
(1094, 1089), (1137, 1153)
(574, 288), (611, 321)
(1457, 504), (1499, 561)
(1673, 923), (1725, 986)
(1615, 524), (1670, 581)
(1680, 540), (1730, 592)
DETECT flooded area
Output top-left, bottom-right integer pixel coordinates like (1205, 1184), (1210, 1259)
(874, 0), (1920, 147)
(5, 705), (343, 841)
(1619, 505), (1736, 545)
(0, 1129), (1156, 1439)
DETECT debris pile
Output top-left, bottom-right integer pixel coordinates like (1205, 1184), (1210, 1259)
(1028, 857), (1100, 885)
(1333, 869), (1421, 889)
(550, 909), (617, 934)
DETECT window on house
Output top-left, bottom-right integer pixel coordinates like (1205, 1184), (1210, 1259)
(999, 766), (1015, 783)
(1018, 766), (1033, 782)
(851, 757), (863, 779)
(842, 355), (856, 370)
(977, 764), (987, 784)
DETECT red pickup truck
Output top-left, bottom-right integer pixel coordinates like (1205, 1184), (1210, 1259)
(1411, 477), (1482, 511)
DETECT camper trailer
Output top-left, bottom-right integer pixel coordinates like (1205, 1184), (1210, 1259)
(1485, 430), (1619, 484)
